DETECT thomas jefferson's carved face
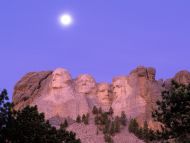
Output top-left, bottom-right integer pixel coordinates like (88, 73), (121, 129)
(52, 68), (72, 89)
(75, 74), (96, 94)
(97, 83), (111, 104)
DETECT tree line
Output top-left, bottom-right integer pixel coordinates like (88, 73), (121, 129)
(0, 89), (80, 143)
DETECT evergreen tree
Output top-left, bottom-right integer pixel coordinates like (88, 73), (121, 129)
(61, 119), (68, 129)
(152, 81), (190, 142)
(142, 121), (149, 141)
(76, 115), (81, 123)
(98, 107), (102, 114)
(103, 120), (110, 134)
(82, 114), (86, 123)
(0, 89), (81, 143)
(84, 113), (89, 125)
(114, 116), (120, 133)
(100, 112), (108, 125)
(108, 107), (113, 115)
(94, 115), (100, 125)
(82, 114), (89, 125)
(128, 118), (139, 134)
(137, 127), (143, 139)
(92, 106), (98, 114)
(109, 121), (115, 135)
(11, 106), (80, 143)
(0, 89), (13, 142)
(120, 111), (127, 126)
(104, 134), (113, 143)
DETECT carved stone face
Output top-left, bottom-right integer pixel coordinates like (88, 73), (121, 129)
(112, 77), (127, 98)
(75, 74), (96, 94)
(52, 68), (72, 89)
(97, 83), (111, 104)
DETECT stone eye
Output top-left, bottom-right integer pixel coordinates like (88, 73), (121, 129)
(116, 85), (120, 88)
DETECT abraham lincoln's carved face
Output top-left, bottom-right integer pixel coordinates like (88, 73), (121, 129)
(52, 68), (72, 89)
(112, 77), (127, 98)
(97, 83), (111, 104)
(75, 74), (96, 94)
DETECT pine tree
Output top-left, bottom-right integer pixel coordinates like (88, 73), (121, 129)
(98, 107), (102, 114)
(103, 120), (110, 134)
(100, 112), (109, 125)
(128, 118), (139, 134)
(143, 121), (149, 141)
(110, 121), (115, 135)
(11, 106), (80, 143)
(76, 115), (81, 123)
(61, 119), (68, 129)
(0, 89), (13, 142)
(120, 111), (127, 126)
(0, 89), (81, 143)
(94, 115), (100, 125)
(82, 114), (89, 125)
(114, 116), (120, 133)
(82, 114), (86, 123)
(137, 127), (143, 139)
(92, 106), (98, 114)
(108, 107), (113, 115)
(84, 113), (89, 125)
(104, 134), (113, 143)
(152, 81), (190, 142)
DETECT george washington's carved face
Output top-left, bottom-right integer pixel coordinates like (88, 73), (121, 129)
(97, 83), (111, 104)
(52, 68), (72, 89)
(75, 74), (96, 94)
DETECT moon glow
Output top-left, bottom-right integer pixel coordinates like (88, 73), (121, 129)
(60, 14), (73, 26)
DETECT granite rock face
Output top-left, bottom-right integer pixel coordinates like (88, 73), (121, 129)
(174, 70), (190, 85)
(111, 66), (162, 129)
(31, 68), (90, 120)
(97, 83), (112, 111)
(13, 66), (190, 130)
(13, 71), (52, 110)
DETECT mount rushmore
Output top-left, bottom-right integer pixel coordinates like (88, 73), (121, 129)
(13, 66), (190, 130)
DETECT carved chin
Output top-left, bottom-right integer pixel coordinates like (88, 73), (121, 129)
(78, 87), (90, 94)
(52, 83), (67, 89)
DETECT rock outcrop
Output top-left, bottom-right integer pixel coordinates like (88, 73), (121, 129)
(111, 66), (162, 129)
(13, 66), (190, 130)
(13, 71), (52, 110)
(174, 70), (190, 85)
(31, 68), (90, 120)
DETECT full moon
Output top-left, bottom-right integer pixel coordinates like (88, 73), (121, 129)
(60, 14), (73, 26)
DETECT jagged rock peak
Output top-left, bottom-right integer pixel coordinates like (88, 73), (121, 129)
(130, 66), (156, 81)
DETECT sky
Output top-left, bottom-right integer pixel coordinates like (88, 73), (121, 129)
(0, 0), (190, 98)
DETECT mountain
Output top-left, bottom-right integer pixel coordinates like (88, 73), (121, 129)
(12, 66), (190, 143)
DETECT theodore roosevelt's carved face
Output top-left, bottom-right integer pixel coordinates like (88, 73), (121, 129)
(75, 74), (96, 94)
(97, 83), (111, 104)
(52, 68), (72, 89)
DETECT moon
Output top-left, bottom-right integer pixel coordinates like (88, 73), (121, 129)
(59, 14), (73, 26)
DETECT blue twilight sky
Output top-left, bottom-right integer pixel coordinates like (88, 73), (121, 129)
(0, 0), (190, 98)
